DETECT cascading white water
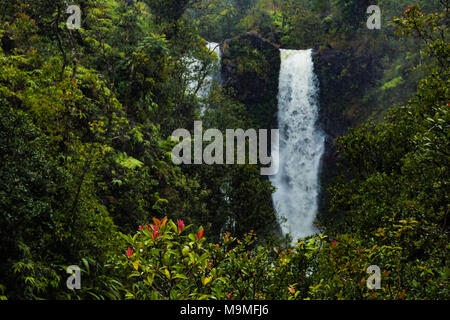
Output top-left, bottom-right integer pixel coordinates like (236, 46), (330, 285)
(207, 42), (221, 65)
(270, 49), (325, 241)
(197, 42), (221, 99)
(186, 41), (221, 98)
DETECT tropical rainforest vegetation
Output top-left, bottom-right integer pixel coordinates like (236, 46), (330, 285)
(0, 0), (448, 300)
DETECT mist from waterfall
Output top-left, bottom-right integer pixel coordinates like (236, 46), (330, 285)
(270, 49), (325, 241)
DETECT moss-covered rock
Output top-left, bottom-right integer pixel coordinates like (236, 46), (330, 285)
(313, 44), (382, 218)
(221, 32), (280, 129)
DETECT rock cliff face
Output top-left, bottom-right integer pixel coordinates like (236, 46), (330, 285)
(221, 32), (280, 129)
(220, 33), (282, 237)
(313, 45), (381, 217)
(220, 35), (381, 221)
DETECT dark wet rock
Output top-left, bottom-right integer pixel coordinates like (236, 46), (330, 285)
(221, 32), (280, 129)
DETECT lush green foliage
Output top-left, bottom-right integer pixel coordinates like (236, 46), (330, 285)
(0, 0), (448, 300)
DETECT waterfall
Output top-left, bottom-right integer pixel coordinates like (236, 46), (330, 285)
(207, 42), (221, 64)
(186, 41), (221, 99)
(270, 49), (325, 241)
(197, 42), (221, 99)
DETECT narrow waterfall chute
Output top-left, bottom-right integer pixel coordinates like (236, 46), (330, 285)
(206, 42), (221, 63)
(197, 42), (221, 99)
(186, 41), (221, 98)
(270, 49), (325, 241)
